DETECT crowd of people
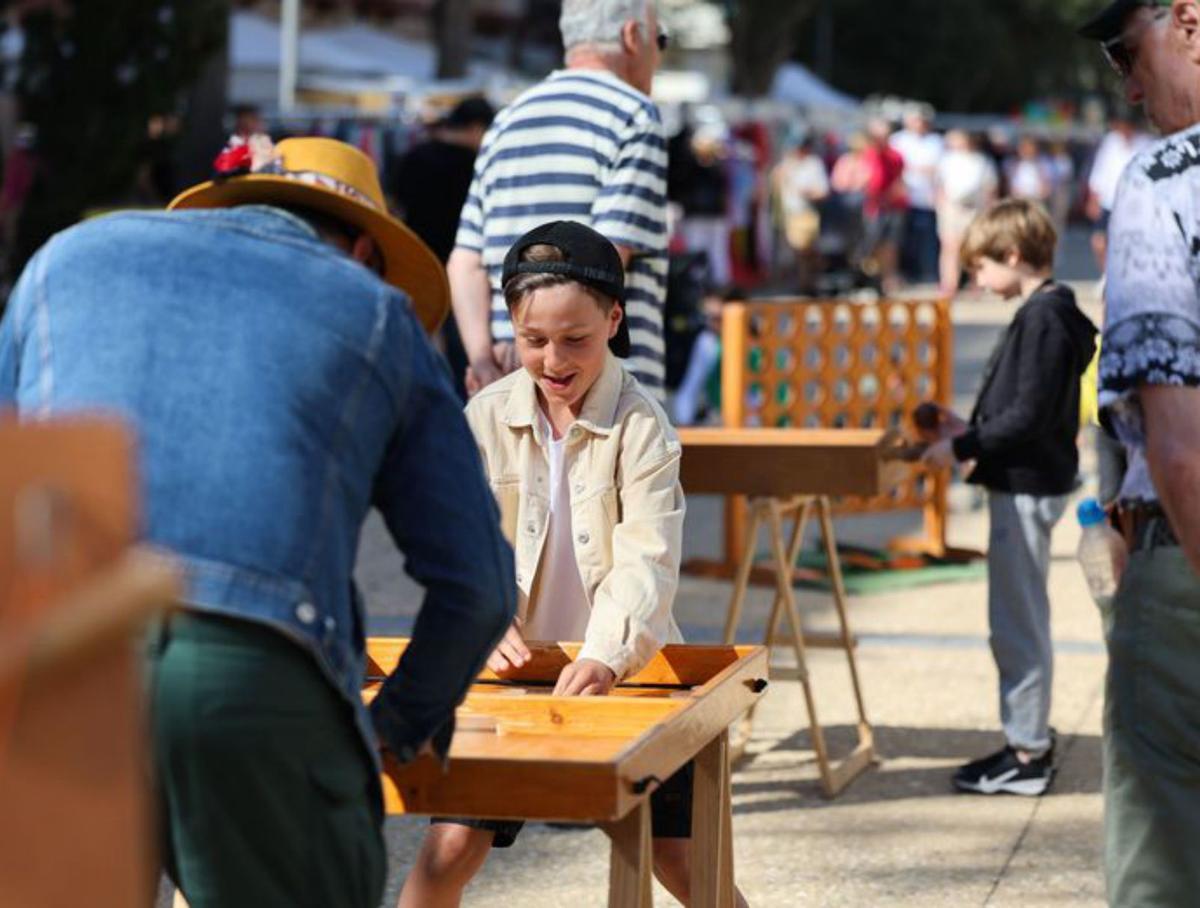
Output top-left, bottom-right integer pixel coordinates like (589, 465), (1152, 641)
(664, 103), (1153, 301)
(0, 0), (1197, 906)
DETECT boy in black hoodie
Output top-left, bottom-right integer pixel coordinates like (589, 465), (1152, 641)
(923, 199), (1096, 796)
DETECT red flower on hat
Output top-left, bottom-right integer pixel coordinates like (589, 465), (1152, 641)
(213, 142), (253, 177)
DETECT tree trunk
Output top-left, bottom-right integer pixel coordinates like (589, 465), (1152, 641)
(434, 0), (472, 80)
(728, 0), (819, 97)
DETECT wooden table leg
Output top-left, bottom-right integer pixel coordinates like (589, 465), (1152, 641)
(722, 502), (762, 645)
(606, 800), (653, 908)
(691, 730), (735, 908)
(814, 496), (877, 796)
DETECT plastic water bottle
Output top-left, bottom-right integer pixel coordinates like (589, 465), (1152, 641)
(1076, 498), (1123, 610)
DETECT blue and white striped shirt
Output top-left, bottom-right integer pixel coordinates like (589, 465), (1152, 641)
(456, 69), (669, 391)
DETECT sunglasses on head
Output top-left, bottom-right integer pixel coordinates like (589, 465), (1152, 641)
(1101, 7), (1169, 78)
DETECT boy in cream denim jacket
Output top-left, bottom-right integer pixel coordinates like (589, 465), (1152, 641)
(398, 222), (749, 908)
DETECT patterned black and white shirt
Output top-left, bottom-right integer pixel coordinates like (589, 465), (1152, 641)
(1099, 124), (1200, 503)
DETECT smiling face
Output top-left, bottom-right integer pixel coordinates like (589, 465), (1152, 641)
(511, 282), (621, 418)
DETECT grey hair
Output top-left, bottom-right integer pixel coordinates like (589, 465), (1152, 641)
(559, 0), (651, 53)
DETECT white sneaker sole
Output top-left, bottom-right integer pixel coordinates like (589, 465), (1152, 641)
(954, 774), (1052, 796)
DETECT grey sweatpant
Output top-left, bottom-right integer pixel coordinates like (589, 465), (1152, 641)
(986, 490), (1069, 755)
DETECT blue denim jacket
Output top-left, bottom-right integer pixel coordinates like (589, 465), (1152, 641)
(0, 205), (515, 765)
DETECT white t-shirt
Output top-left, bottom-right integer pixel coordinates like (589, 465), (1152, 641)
(525, 413), (592, 641)
(890, 129), (944, 210)
(776, 154), (829, 216)
(936, 150), (996, 207)
(1099, 122), (1200, 503)
(1007, 158), (1049, 201)
(1088, 130), (1153, 211)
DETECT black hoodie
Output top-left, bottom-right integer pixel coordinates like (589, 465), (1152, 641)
(952, 281), (1097, 495)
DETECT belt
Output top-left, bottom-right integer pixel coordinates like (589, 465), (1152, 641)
(1116, 502), (1179, 553)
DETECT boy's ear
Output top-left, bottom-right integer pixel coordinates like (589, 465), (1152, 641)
(1004, 248), (1021, 268)
(608, 302), (623, 339)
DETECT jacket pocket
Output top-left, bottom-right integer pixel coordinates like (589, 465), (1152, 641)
(490, 478), (521, 546)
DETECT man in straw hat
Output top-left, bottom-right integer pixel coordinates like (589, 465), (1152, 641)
(0, 134), (516, 907)
(1078, 1), (1200, 903)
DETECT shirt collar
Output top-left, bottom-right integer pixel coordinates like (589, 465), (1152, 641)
(502, 353), (624, 439)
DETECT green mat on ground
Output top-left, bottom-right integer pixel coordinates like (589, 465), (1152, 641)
(757, 546), (986, 595)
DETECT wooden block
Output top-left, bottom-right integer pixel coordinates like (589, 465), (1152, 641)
(0, 418), (168, 908)
(365, 638), (760, 688)
(677, 427), (908, 498)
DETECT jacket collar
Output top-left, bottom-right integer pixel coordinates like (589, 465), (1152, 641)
(502, 353), (624, 439)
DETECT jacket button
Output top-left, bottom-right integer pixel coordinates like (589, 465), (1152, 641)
(516, 572), (523, 584)
(296, 602), (317, 624)
(577, 532), (590, 545)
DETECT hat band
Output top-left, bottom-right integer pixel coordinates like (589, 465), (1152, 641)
(510, 260), (623, 301)
(253, 160), (381, 212)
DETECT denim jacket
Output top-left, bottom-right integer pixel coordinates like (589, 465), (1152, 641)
(0, 206), (514, 766)
(465, 353), (684, 679)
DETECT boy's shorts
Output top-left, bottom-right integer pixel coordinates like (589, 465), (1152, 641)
(432, 760), (694, 848)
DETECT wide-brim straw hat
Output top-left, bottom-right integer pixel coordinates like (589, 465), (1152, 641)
(169, 136), (448, 333)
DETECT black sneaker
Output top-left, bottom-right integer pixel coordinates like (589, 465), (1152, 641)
(953, 746), (1055, 796)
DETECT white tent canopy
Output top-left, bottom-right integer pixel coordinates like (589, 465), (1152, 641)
(769, 63), (858, 113)
(230, 11), (506, 107)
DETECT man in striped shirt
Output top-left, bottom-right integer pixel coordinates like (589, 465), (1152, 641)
(449, 0), (669, 395)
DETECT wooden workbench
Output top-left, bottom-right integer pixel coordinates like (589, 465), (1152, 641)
(365, 638), (768, 908)
(678, 427), (908, 797)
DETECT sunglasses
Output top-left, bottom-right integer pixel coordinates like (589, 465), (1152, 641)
(1101, 8), (1169, 78)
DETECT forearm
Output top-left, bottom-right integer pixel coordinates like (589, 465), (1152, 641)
(372, 577), (513, 756)
(447, 248), (495, 363)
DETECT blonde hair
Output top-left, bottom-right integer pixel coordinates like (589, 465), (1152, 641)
(960, 198), (1057, 272)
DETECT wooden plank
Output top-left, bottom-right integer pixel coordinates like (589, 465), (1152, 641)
(603, 801), (653, 908)
(365, 638), (758, 688)
(0, 418), (159, 908)
(691, 731), (735, 908)
(611, 647), (768, 819)
(363, 688), (680, 737)
(677, 427), (907, 498)
(379, 747), (626, 820)
(0, 549), (179, 687)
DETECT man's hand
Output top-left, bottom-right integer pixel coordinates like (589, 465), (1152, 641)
(466, 355), (504, 397)
(493, 341), (521, 373)
(553, 658), (617, 696)
(921, 437), (957, 469)
(486, 618), (531, 674)
(1141, 384), (1200, 575)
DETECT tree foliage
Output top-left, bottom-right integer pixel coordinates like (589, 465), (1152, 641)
(15, 0), (227, 265)
(726, 0), (820, 96)
(788, 0), (1114, 112)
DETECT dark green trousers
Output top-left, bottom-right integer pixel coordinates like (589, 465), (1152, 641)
(1105, 547), (1200, 907)
(149, 612), (385, 908)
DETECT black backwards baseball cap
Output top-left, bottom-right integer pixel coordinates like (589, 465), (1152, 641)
(501, 220), (631, 358)
(1078, 0), (1172, 41)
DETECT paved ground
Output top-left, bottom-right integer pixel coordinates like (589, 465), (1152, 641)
(160, 229), (1110, 906)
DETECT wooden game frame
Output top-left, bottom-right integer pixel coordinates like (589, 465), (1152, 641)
(365, 639), (768, 907)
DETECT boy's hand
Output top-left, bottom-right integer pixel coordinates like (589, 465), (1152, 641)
(486, 619), (531, 674)
(921, 438), (958, 469)
(553, 658), (616, 696)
